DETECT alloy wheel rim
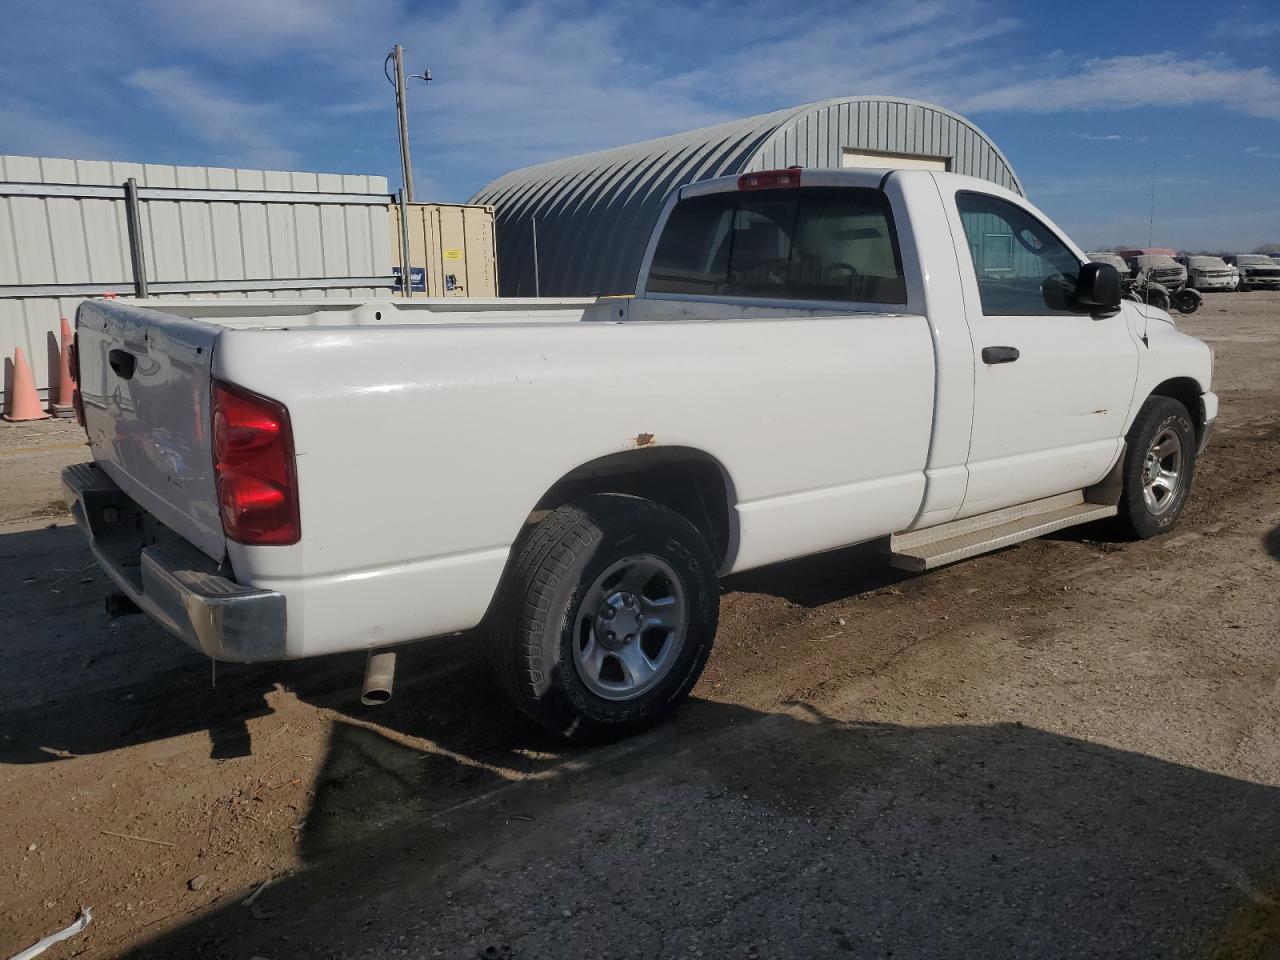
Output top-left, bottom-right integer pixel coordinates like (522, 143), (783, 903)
(1142, 427), (1183, 515)
(572, 554), (687, 701)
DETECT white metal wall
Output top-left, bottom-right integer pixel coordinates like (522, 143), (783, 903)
(0, 155), (393, 400)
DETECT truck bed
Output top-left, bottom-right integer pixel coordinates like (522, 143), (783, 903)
(73, 293), (934, 658)
(116, 295), (878, 330)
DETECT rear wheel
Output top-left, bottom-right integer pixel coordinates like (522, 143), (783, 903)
(1117, 397), (1197, 539)
(491, 494), (719, 740)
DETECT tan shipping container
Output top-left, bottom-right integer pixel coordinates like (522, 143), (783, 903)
(389, 202), (498, 298)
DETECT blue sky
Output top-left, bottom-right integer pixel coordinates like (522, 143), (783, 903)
(2, 0), (1278, 250)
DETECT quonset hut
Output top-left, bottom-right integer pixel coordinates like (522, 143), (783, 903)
(470, 96), (1022, 297)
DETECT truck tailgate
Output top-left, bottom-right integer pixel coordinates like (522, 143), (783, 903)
(76, 300), (225, 560)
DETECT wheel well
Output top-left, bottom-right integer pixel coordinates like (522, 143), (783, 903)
(1149, 377), (1203, 442)
(532, 448), (736, 567)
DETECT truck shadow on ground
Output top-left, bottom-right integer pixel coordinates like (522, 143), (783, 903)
(7, 524), (1280, 957)
(0, 526), (919, 767)
(133, 702), (1280, 960)
(0, 523), (561, 768)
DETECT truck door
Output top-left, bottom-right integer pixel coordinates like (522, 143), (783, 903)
(945, 189), (1139, 519)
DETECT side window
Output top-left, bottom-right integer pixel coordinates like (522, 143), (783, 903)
(956, 192), (1082, 316)
(645, 187), (907, 305)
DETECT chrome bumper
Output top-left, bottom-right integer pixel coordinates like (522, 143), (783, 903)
(62, 463), (287, 662)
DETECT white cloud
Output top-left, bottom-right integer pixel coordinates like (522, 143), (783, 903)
(141, 0), (396, 59)
(394, 0), (731, 168)
(694, 0), (1022, 111)
(1063, 133), (1150, 143)
(5, 0), (1280, 208)
(1210, 17), (1280, 41)
(124, 67), (298, 169)
(958, 53), (1280, 122)
(0, 103), (123, 161)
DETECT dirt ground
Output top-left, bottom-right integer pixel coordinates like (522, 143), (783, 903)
(1, 293), (1278, 960)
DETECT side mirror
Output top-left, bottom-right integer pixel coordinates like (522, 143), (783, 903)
(1076, 262), (1122, 317)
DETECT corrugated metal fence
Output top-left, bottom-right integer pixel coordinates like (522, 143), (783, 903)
(0, 155), (394, 402)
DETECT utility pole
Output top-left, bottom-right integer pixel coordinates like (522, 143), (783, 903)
(385, 45), (430, 297)
(391, 44), (415, 203)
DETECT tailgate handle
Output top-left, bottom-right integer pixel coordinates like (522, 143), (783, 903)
(981, 345), (1020, 365)
(108, 348), (136, 380)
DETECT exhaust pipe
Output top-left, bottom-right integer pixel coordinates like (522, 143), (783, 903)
(361, 649), (396, 706)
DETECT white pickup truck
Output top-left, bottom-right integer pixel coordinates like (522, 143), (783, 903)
(64, 168), (1216, 739)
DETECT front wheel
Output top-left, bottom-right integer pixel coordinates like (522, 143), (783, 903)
(1117, 397), (1197, 539)
(491, 494), (720, 740)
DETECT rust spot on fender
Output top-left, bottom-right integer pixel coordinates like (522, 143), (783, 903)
(633, 432), (656, 448)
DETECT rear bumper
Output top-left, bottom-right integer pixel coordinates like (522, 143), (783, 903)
(62, 462), (287, 662)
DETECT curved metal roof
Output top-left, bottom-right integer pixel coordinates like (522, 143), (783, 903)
(471, 96), (1022, 297)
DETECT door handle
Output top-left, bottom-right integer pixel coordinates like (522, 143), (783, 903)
(981, 345), (1020, 365)
(108, 348), (136, 380)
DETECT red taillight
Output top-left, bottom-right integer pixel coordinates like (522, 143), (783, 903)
(737, 167), (802, 190)
(211, 380), (300, 545)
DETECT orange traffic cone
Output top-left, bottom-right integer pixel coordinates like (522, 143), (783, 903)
(50, 318), (76, 418)
(4, 347), (50, 422)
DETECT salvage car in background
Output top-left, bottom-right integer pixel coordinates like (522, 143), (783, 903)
(1176, 255), (1235, 292)
(1118, 250), (1187, 291)
(1087, 252), (1133, 279)
(1225, 254), (1280, 290)
(63, 168), (1217, 739)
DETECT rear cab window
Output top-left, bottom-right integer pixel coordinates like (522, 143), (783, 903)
(645, 187), (907, 306)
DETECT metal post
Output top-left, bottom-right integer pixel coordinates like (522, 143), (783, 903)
(397, 188), (412, 299)
(123, 178), (149, 298)
(531, 216), (541, 297)
(393, 44), (415, 203)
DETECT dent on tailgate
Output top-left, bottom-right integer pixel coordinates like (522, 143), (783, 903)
(77, 300), (226, 560)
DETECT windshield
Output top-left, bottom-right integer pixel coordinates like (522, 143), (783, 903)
(1134, 255), (1179, 269)
(1238, 255), (1273, 266)
(1189, 257), (1228, 270)
(645, 187), (907, 305)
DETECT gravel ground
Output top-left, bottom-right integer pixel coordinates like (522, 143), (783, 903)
(0, 292), (1277, 960)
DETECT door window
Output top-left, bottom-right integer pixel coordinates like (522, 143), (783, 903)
(956, 192), (1082, 316)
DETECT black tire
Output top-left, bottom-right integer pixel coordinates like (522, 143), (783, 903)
(1117, 396), (1197, 539)
(1173, 288), (1201, 315)
(491, 494), (719, 740)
